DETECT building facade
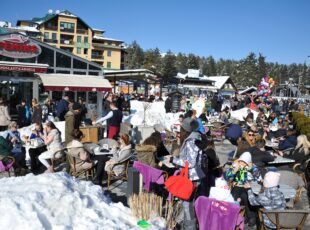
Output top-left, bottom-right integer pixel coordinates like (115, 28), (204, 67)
(12, 10), (123, 70)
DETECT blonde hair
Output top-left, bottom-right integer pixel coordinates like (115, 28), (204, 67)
(9, 121), (18, 129)
(295, 134), (310, 155)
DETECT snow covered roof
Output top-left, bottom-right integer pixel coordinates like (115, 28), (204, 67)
(92, 28), (105, 32)
(239, 86), (257, 95)
(203, 76), (231, 89)
(93, 35), (123, 42)
(58, 11), (77, 18)
(11, 26), (40, 32)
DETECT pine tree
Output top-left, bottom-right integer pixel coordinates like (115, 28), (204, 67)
(161, 50), (177, 84)
(187, 53), (199, 69)
(257, 53), (267, 79)
(143, 48), (161, 71)
(125, 41), (144, 69)
(176, 53), (188, 73)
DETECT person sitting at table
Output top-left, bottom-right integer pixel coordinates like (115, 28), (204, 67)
(104, 133), (132, 176)
(2, 121), (27, 171)
(209, 177), (237, 203)
(278, 129), (297, 152)
(38, 121), (63, 173)
(93, 133), (131, 186)
(248, 139), (275, 168)
(225, 119), (243, 146)
(28, 122), (47, 174)
(245, 171), (286, 229)
(236, 129), (258, 158)
(261, 122), (273, 141)
(225, 152), (261, 227)
(66, 129), (93, 174)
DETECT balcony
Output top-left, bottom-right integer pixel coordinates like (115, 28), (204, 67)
(92, 42), (122, 50)
(60, 39), (74, 45)
(91, 54), (104, 59)
(60, 27), (74, 33)
(45, 25), (58, 31)
(43, 38), (58, 44)
(77, 29), (88, 34)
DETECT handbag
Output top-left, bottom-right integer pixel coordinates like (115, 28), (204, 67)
(164, 161), (195, 200)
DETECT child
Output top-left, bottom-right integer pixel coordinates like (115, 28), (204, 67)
(209, 177), (236, 203)
(245, 172), (286, 229)
(225, 152), (261, 226)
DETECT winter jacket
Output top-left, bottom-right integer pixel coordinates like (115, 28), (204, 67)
(278, 136), (297, 150)
(0, 136), (12, 157)
(135, 144), (157, 168)
(67, 140), (92, 173)
(225, 161), (261, 186)
(56, 99), (69, 121)
(0, 105), (11, 126)
(248, 147), (275, 167)
(31, 105), (42, 124)
(65, 110), (75, 145)
(105, 144), (132, 176)
(173, 131), (205, 181)
(248, 187), (286, 229)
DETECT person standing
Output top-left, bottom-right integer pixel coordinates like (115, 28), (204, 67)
(65, 102), (82, 145)
(0, 97), (11, 131)
(17, 99), (29, 128)
(164, 95), (172, 113)
(56, 96), (69, 121)
(31, 98), (42, 124)
(93, 102), (123, 139)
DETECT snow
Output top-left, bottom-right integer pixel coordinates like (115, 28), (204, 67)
(203, 76), (230, 90)
(93, 35), (123, 42)
(12, 26), (40, 32)
(0, 173), (165, 230)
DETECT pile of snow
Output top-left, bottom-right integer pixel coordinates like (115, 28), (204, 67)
(124, 100), (180, 131)
(0, 173), (165, 230)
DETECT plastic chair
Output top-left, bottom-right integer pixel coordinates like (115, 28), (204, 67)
(258, 208), (310, 230)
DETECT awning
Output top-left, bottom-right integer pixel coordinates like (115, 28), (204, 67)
(37, 73), (112, 92)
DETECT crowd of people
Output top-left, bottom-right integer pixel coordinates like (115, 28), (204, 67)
(0, 91), (310, 229)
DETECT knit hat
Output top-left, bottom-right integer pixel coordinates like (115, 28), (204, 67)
(215, 177), (230, 190)
(181, 118), (199, 132)
(72, 102), (82, 111)
(238, 152), (252, 165)
(263, 171), (280, 188)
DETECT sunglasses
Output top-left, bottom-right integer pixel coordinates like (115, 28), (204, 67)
(263, 126), (269, 128)
(248, 134), (255, 136)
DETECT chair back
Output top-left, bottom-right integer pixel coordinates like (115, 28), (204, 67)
(262, 209), (309, 229)
(98, 138), (119, 148)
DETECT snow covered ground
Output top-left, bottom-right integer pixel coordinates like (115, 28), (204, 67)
(0, 173), (165, 230)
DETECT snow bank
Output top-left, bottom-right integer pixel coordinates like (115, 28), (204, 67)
(0, 173), (165, 230)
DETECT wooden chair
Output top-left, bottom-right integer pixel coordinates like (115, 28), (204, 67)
(107, 159), (131, 190)
(51, 148), (68, 171)
(258, 208), (310, 230)
(67, 152), (94, 180)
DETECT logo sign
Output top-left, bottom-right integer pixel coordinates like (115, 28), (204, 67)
(0, 34), (42, 59)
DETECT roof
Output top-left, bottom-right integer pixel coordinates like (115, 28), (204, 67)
(239, 86), (257, 95)
(93, 35), (123, 43)
(92, 28), (105, 32)
(203, 76), (231, 89)
(103, 69), (157, 82)
(10, 26), (40, 33)
(37, 73), (112, 92)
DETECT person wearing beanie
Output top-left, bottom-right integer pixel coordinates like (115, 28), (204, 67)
(209, 177), (236, 203)
(245, 172), (286, 229)
(225, 151), (261, 227)
(65, 102), (82, 145)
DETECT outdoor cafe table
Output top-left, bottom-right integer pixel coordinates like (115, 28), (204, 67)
(251, 182), (296, 200)
(267, 156), (295, 165)
(265, 140), (279, 149)
(23, 141), (46, 162)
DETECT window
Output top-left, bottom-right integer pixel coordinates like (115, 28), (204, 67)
(60, 22), (75, 32)
(84, 36), (88, 43)
(77, 47), (81, 54)
(84, 48), (88, 55)
(107, 50), (112, 57)
(44, 32), (49, 39)
(77, 36), (82, 43)
(52, 33), (57, 41)
(107, 62), (112, 68)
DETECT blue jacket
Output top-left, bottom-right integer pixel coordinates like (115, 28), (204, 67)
(278, 136), (297, 150)
(56, 99), (69, 121)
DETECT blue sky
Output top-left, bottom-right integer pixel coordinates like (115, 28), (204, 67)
(2, 0), (310, 64)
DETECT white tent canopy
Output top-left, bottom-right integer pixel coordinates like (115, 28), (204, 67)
(230, 108), (259, 121)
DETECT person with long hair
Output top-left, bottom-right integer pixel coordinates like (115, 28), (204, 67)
(0, 97), (11, 131)
(38, 121), (62, 173)
(31, 98), (42, 124)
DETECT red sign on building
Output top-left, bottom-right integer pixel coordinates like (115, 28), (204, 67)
(0, 34), (42, 59)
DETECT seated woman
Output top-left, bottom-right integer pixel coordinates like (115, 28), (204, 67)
(236, 129), (258, 158)
(66, 129), (93, 174)
(93, 133), (131, 186)
(245, 172), (286, 229)
(28, 122), (47, 174)
(287, 134), (310, 168)
(278, 129), (297, 151)
(2, 121), (27, 170)
(38, 121), (62, 173)
(104, 133), (132, 176)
